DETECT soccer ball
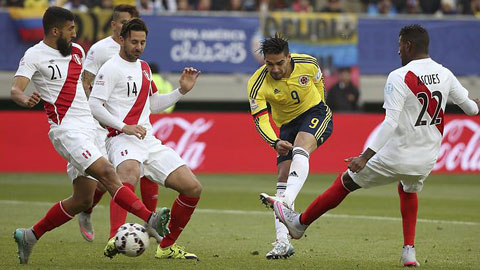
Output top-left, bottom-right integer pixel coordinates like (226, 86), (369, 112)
(114, 223), (150, 257)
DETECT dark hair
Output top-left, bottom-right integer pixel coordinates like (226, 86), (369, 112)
(399, 24), (429, 54)
(113, 5), (139, 21)
(42, 7), (74, 35)
(149, 62), (159, 73)
(120, 18), (148, 39)
(260, 33), (289, 56)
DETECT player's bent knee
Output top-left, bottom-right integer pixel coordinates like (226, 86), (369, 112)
(186, 179), (202, 197)
(341, 172), (361, 192)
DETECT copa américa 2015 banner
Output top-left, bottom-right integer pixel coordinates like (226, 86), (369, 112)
(1, 111), (480, 174)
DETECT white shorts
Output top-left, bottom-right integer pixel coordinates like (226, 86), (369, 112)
(348, 157), (428, 193)
(94, 124), (108, 156)
(106, 133), (185, 186)
(49, 126), (103, 181)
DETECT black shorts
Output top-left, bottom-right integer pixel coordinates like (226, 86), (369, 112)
(277, 102), (333, 164)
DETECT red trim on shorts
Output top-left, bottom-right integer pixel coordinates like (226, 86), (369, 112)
(404, 71), (444, 134)
(43, 46), (83, 124)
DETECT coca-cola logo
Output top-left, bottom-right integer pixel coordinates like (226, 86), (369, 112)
(151, 117), (213, 170)
(364, 119), (480, 172)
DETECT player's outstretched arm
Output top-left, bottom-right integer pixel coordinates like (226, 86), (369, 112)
(178, 67), (200, 95)
(81, 70), (96, 98)
(10, 76), (40, 108)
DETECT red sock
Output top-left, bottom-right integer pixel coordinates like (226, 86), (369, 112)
(32, 201), (74, 239)
(140, 176), (158, 212)
(111, 183), (152, 237)
(84, 188), (106, 214)
(301, 173), (350, 225)
(109, 183), (135, 238)
(160, 195), (200, 248)
(398, 183), (417, 246)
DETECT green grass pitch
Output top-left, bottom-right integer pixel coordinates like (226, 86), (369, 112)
(0, 173), (479, 269)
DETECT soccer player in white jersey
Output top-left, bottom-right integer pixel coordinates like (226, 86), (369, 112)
(260, 24), (480, 267)
(89, 18), (202, 260)
(10, 7), (171, 265)
(78, 4), (161, 244)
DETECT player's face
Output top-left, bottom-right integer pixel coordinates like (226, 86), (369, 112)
(122, 30), (146, 62)
(265, 53), (291, 80)
(56, 21), (76, 57)
(112, 12), (133, 37)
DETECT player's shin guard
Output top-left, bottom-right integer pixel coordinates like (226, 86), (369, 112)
(112, 183), (152, 230)
(300, 173), (350, 225)
(140, 176), (158, 212)
(32, 201), (74, 239)
(283, 147), (310, 206)
(398, 183), (417, 246)
(84, 188), (106, 214)
(275, 182), (289, 242)
(160, 195), (200, 248)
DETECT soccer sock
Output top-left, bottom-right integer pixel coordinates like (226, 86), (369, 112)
(109, 183), (135, 238)
(398, 183), (418, 246)
(160, 194), (200, 248)
(274, 182), (289, 242)
(83, 188), (106, 214)
(140, 176), (158, 212)
(283, 147), (310, 207)
(32, 201), (74, 239)
(301, 173), (350, 225)
(111, 183), (153, 238)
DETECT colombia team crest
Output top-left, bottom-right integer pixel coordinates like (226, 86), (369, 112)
(299, 75), (309, 86)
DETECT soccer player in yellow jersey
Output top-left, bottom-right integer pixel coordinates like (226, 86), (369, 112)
(248, 34), (333, 259)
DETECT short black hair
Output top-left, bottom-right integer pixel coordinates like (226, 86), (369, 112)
(120, 18), (148, 39)
(260, 33), (289, 56)
(113, 5), (139, 21)
(399, 24), (429, 54)
(42, 7), (74, 35)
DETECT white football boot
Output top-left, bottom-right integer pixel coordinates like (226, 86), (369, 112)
(401, 245), (420, 267)
(265, 239), (295, 259)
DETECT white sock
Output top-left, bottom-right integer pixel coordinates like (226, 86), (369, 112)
(274, 182), (289, 242)
(284, 147), (310, 207)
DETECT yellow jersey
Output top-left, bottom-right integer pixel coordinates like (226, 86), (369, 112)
(247, 53), (325, 148)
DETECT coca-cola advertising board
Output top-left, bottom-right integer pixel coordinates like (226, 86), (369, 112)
(1, 111), (479, 174)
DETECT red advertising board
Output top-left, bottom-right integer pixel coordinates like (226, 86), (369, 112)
(1, 111), (479, 174)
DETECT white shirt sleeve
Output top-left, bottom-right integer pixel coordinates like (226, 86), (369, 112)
(368, 109), (400, 153)
(89, 97), (125, 130)
(150, 88), (183, 113)
(15, 50), (36, 79)
(458, 99), (479, 116)
(90, 64), (116, 101)
(83, 44), (102, 75)
(447, 69), (469, 105)
(383, 72), (407, 111)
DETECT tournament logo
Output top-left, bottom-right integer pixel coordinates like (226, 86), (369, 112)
(299, 75), (309, 86)
(249, 99), (259, 111)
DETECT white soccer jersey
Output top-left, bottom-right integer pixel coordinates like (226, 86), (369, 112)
(90, 54), (157, 136)
(378, 58), (470, 175)
(15, 41), (95, 128)
(83, 36), (120, 75)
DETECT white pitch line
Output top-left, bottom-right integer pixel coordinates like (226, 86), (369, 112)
(1, 200), (478, 226)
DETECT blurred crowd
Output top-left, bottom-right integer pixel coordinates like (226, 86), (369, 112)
(1, 0), (479, 16)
